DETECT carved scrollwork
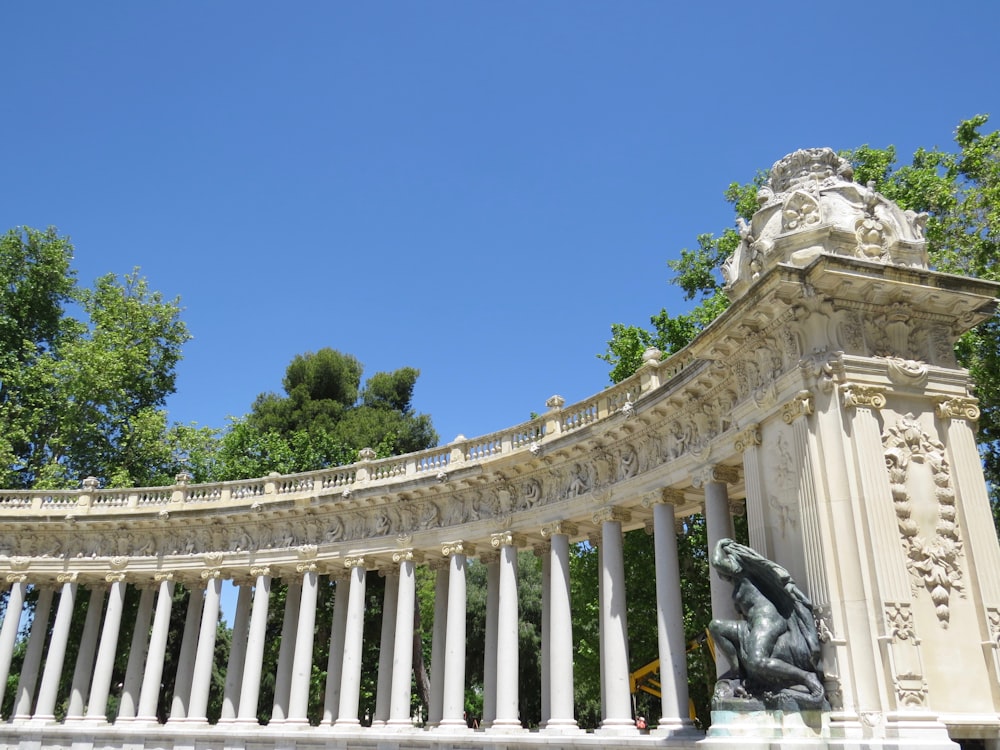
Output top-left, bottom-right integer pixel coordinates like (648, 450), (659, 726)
(884, 602), (916, 642)
(883, 413), (964, 627)
(781, 391), (814, 424)
(841, 383), (887, 410)
(734, 425), (761, 454)
(935, 397), (981, 422)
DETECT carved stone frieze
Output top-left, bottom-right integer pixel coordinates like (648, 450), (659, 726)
(883, 413), (964, 627)
(884, 602), (916, 642)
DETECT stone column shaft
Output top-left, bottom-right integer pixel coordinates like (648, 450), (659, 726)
(439, 548), (468, 729)
(237, 572), (271, 724)
(86, 577), (127, 721)
(374, 571), (399, 725)
(428, 564), (448, 726)
(704, 479), (738, 678)
(188, 573), (223, 721)
(67, 585), (106, 719)
(481, 555), (500, 728)
(137, 578), (175, 721)
(322, 575), (349, 724)
(0, 579), (27, 711)
(169, 583), (205, 720)
(336, 562), (368, 728)
(34, 580), (77, 720)
(222, 580), (253, 720)
(493, 540), (521, 730)
(12, 586), (53, 719)
(388, 557), (416, 727)
(287, 568), (319, 723)
(118, 585), (155, 720)
(271, 579), (301, 722)
(597, 517), (634, 732)
(546, 532), (578, 731)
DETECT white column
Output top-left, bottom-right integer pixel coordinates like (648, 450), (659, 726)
(491, 532), (523, 732)
(34, 577), (78, 720)
(169, 582), (205, 720)
(648, 492), (694, 734)
(12, 585), (53, 719)
(271, 577), (301, 722)
(701, 467), (739, 678)
(335, 558), (368, 728)
(86, 575), (127, 721)
(542, 523), (579, 732)
(388, 550), (418, 728)
(188, 571), (223, 722)
(736, 425), (769, 556)
(237, 568), (271, 724)
(137, 575), (175, 722)
(287, 564), (319, 724)
(118, 584), (156, 720)
(538, 544), (551, 728)
(0, 576), (27, 712)
(322, 573), (349, 724)
(596, 508), (635, 733)
(221, 578), (253, 721)
(66, 584), (106, 719)
(438, 542), (471, 730)
(428, 559), (449, 726)
(373, 569), (399, 725)
(480, 551), (500, 729)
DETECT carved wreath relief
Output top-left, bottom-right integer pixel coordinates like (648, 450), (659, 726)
(883, 413), (964, 627)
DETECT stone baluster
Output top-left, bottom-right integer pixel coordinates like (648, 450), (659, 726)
(117, 584), (156, 720)
(438, 541), (473, 730)
(66, 584), (107, 720)
(237, 567), (271, 724)
(541, 522), (580, 733)
(697, 465), (740, 678)
(188, 569), (223, 722)
(271, 576), (302, 723)
(169, 581), (205, 721)
(427, 557), (449, 727)
(644, 490), (695, 735)
(373, 567), (399, 726)
(34, 575), (78, 720)
(136, 574), (175, 722)
(335, 556), (368, 728)
(593, 507), (635, 734)
(221, 576), (254, 721)
(12, 585), (53, 719)
(322, 571), (349, 724)
(85, 573), (128, 722)
(388, 549), (420, 728)
(287, 561), (319, 724)
(491, 531), (524, 732)
(479, 550), (500, 729)
(0, 575), (27, 713)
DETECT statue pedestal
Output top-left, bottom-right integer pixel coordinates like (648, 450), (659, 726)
(707, 708), (825, 740)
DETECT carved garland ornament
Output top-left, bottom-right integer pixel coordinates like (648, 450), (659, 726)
(883, 413), (964, 627)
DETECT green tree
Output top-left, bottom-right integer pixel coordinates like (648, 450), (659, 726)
(0, 227), (202, 489)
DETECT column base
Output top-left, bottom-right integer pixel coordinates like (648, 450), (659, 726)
(542, 719), (585, 734)
(651, 717), (702, 738)
(596, 718), (641, 736)
(487, 720), (525, 733)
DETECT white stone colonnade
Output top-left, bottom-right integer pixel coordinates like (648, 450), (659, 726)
(1, 148), (999, 750)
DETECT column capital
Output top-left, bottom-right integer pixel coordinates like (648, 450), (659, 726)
(935, 396), (980, 422)
(840, 382), (887, 410)
(343, 556), (367, 570)
(490, 531), (526, 549)
(729, 498), (747, 517)
(427, 556), (450, 572)
(734, 423), (762, 453)
(201, 568), (223, 581)
(592, 505), (631, 525)
(691, 464), (739, 488)
(392, 548), (423, 564)
(105, 572), (128, 584)
(6, 573), (27, 584)
(642, 488), (685, 508)
(532, 542), (550, 558)
(249, 565), (271, 578)
(781, 391), (815, 424)
(296, 561), (319, 575)
(541, 520), (578, 538)
(441, 540), (475, 557)
(56, 572), (79, 584)
(479, 549), (501, 565)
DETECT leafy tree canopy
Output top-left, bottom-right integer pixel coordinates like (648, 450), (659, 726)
(0, 227), (205, 489)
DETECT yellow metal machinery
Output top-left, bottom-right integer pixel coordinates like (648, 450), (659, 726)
(629, 631), (716, 722)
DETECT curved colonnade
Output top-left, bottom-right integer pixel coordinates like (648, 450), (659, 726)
(3, 149), (1000, 750)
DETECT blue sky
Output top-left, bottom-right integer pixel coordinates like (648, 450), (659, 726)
(3, 2), (999, 453)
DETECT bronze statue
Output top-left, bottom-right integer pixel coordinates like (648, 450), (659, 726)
(709, 538), (827, 710)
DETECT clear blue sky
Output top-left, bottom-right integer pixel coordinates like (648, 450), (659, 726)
(3, 2), (998, 452)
